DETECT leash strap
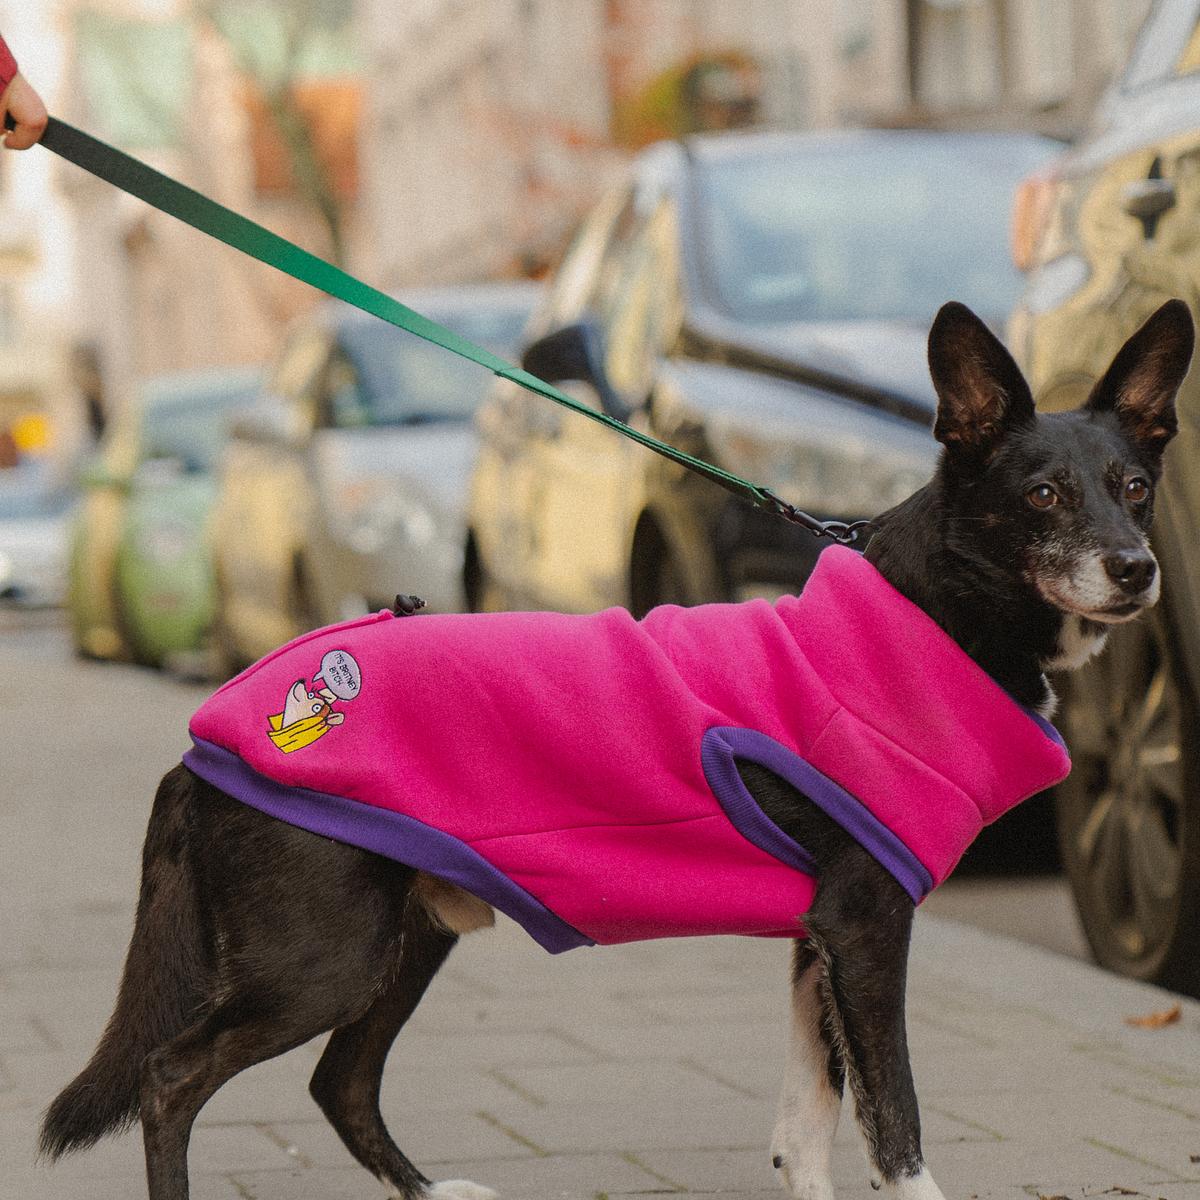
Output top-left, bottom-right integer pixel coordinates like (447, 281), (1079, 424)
(33, 115), (870, 544)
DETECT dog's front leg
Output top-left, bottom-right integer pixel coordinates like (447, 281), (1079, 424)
(804, 853), (946, 1200)
(771, 941), (843, 1200)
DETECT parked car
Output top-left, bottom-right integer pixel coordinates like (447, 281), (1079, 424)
(1009, 0), (1200, 996)
(467, 129), (1058, 617)
(67, 367), (263, 667)
(0, 457), (73, 606)
(212, 283), (538, 668)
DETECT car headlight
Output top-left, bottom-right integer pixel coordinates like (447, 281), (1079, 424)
(1021, 252), (1090, 317)
(335, 480), (437, 555)
(137, 522), (195, 565)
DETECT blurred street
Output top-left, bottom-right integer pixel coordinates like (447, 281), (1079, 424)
(4, 606), (1200, 1200)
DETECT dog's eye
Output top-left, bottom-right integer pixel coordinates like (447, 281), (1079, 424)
(1026, 484), (1059, 509)
(1125, 477), (1151, 503)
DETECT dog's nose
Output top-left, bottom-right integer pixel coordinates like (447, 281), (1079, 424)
(1103, 551), (1157, 594)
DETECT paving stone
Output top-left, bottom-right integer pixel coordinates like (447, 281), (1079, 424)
(226, 1166), (396, 1199)
(9, 1172), (244, 1200)
(391, 1028), (605, 1072)
(269, 1107), (543, 1166)
(630, 1145), (781, 1192)
(485, 1093), (773, 1155)
(563, 1019), (783, 1067)
(422, 1151), (672, 1197)
(925, 1085), (1198, 1150)
(498, 1060), (752, 1109)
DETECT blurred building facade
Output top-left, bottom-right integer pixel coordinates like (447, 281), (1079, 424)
(53, 0), (363, 419)
(0, 0), (1163, 432)
(0, 0), (78, 467)
(359, 0), (866, 287)
(360, 0), (1152, 288)
(897, 0), (1152, 133)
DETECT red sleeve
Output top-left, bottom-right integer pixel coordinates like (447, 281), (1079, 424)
(0, 37), (18, 93)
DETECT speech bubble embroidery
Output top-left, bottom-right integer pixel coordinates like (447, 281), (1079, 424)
(313, 649), (362, 701)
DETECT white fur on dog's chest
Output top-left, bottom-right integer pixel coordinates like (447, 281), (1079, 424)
(1045, 615), (1110, 674)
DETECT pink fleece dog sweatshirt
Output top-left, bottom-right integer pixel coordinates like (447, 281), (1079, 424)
(184, 546), (1070, 952)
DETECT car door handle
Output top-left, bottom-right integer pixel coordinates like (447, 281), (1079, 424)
(1121, 177), (1176, 224)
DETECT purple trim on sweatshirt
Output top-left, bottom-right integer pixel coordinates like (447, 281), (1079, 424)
(701, 726), (935, 903)
(1025, 707), (1068, 752)
(182, 737), (595, 954)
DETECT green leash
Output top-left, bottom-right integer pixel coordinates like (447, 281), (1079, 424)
(33, 115), (869, 544)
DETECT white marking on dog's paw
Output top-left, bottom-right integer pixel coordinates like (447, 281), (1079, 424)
(770, 1143), (836, 1200)
(883, 1166), (946, 1200)
(426, 1180), (500, 1200)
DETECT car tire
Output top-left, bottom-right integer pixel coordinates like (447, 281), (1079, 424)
(209, 568), (247, 681)
(112, 572), (159, 669)
(464, 536), (510, 613)
(630, 517), (705, 617)
(288, 556), (323, 637)
(1054, 599), (1200, 996)
(650, 549), (692, 608)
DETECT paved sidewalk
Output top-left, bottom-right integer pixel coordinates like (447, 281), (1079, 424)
(4, 630), (1200, 1199)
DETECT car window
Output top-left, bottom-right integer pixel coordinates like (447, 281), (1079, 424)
(139, 384), (262, 472)
(1120, 0), (1195, 90)
(0, 459), (71, 518)
(696, 137), (1055, 325)
(539, 185), (630, 331)
(269, 329), (329, 429)
(602, 199), (682, 403)
(333, 300), (532, 426)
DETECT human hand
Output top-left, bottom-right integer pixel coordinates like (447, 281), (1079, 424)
(1, 73), (47, 149)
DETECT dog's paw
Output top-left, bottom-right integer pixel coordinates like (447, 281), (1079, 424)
(426, 1179), (500, 1200)
(770, 1148), (835, 1200)
(881, 1168), (946, 1200)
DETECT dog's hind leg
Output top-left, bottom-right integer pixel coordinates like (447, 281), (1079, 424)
(770, 941), (843, 1200)
(141, 992), (358, 1200)
(309, 910), (496, 1200)
(803, 855), (945, 1200)
(138, 785), (432, 1200)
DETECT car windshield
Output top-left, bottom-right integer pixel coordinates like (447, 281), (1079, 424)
(139, 372), (262, 472)
(697, 137), (1056, 325)
(0, 460), (71, 519)
(339, 300), (531, 424)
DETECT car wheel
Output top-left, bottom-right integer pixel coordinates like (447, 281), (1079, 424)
(1055, 602), (1200, 996)
(651, 550), (691, 608)
(209, 566), (248, 681)
(630, 517), (706, 616)
(464, 535), (510, 613)
(288, 556), (323, 636)
(112, 573), (159, 669)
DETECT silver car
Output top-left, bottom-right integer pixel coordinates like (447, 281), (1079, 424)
(0, 459), (73, 607)
(212, 283), (538, 668)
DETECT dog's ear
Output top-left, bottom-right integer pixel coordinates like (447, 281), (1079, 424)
(928, 301), (1034, 455)
(1084, 299), (1193, 458)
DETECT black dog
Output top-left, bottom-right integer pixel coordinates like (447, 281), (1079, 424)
(40, 300), (1193, 1200)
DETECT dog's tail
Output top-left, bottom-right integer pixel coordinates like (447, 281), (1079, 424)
(40, 765), (209, 1158)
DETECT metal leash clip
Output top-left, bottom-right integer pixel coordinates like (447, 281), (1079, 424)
(758, 489), (874, 546)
